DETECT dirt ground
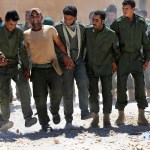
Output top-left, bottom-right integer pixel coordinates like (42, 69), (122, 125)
(0, 84), (150, 150)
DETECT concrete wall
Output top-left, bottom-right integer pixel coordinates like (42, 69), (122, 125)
(0, 0), (149, 24)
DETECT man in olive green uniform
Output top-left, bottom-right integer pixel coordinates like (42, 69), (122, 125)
(105, 4), (135, 101)
(10, 9), (32, 102)
(85, 10), (119, 127)
(111, 0), (150, 126)
(0, 10), (37, 132)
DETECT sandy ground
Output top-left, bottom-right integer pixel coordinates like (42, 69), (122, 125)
(0, 82), (150, 150)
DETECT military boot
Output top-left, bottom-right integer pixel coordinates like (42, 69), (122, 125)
(115, 111), (125, 125)
(103, 114), (111, 128)
(137, 109), (149, 126)
(91, 113), (99, 127)
(0, 120), (14, 132)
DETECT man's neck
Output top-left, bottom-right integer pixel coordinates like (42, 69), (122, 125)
(31, 25), (42, 31)
(127, 13), (134, 21)
(97, 25), (104, 32)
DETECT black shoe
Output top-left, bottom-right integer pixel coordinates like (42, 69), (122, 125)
(41, 124), (53, 132)
(25, 117), (37, 127)
(53, 114), (60, 124)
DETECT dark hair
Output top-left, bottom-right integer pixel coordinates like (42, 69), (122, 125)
(122, 0), (136, 8)
(5, 10), (20, 22)
(106, 4), (117, 13)
(63, 5), (77, 17)
(0, 17), (2, 23)
(94, 10), (106, 20)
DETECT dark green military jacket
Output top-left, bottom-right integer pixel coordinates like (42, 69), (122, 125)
(54, 21), (85, 65)
(110, 14), (150, 61)
(85, 25), (119, 77)
(0, 25), (29, 69)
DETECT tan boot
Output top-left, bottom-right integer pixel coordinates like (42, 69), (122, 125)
(91, 113), (99, 127)
(137, 109), (149, 126)
(115, 111), (125, 125)
(0, 120), (14, 132)
(103, 114), (111, 128)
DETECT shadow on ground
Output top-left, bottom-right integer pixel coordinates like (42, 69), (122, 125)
(0, 124), (149, 143)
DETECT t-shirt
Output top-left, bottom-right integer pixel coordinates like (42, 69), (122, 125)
(24, 25), (58, 64)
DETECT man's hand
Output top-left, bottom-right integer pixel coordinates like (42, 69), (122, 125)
(0, 54), (8, 66)
(63, 56), (75, 69)
(24, 69), (30, 80)
(22, 65), (30, 80)
(143, 61), (149, 71)
(112, 62), (117, 73)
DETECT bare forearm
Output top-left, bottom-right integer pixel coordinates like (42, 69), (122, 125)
(58, 43), (67, 55)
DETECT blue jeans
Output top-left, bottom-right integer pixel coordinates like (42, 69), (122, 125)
(62, 60), (89, 122)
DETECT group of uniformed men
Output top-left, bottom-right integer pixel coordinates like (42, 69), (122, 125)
(0, 0), (150, 132)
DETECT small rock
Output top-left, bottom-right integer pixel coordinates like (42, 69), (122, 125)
(136, 145), (143, 150)
(16, 129), (19, 133)
(53, 139), (60, 144)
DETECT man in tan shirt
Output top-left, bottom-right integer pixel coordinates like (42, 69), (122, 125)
(24, 8), (74, 132)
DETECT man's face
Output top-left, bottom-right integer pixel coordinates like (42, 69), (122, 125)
(122, 5), (135, 18)
(92, 15), (104, 30)
(29, 10), (43, 28)
(106, 12), (117, 22)
(64, 15), (76, 26)
(5, 19), (17, 32)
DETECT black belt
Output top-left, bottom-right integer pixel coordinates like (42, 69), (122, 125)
(32, 63), (52, 69)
